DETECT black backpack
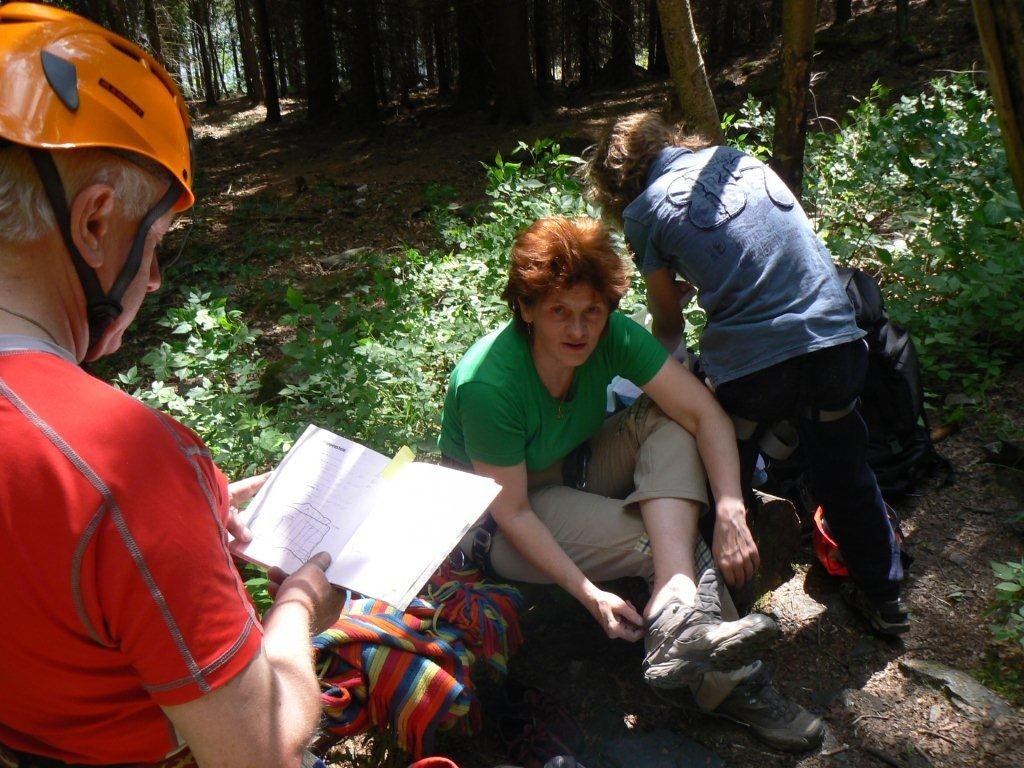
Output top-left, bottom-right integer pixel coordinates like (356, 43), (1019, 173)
(838, 267), (951, 499)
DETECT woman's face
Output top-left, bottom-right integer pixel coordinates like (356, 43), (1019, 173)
(520, 282), (610, 372)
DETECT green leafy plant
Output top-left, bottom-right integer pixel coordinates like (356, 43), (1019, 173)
(980, 559), (1024, 704)
(116, 291), (291, 477)
(724, 76), (1023, 399)
(990, 559), (1024, 649)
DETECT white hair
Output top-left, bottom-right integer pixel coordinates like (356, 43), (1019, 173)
(0, 146), (166, 246)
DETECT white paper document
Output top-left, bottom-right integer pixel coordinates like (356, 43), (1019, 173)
(236, 424), (500, 610)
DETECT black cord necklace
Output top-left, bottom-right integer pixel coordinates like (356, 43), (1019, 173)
(555, 379), (576, 419)
(0, 304), (61, 346)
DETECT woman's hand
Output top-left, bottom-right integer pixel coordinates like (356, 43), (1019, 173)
(583, 584), (644, 642)
(712, 497), (760, 588)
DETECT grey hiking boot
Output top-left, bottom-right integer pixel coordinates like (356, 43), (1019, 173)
(709, 661), (825, 752)
(643, 568), (778, 688)
(840, 581), (910, 637)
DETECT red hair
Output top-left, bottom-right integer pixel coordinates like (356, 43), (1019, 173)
(502, 217), (631, 333)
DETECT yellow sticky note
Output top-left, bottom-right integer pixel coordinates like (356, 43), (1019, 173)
(381, 445), (416, 479)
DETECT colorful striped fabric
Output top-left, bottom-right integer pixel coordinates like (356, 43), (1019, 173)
(314, 566), (522, 758)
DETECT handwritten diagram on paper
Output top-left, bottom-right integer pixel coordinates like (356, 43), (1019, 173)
(238, 425), (390, 573)
(234, 424), (501, 609)
(273, 502), (334, 562)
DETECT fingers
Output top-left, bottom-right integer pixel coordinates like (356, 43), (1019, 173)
(617, 599), (643, 628)
(594, 592), (645, 642)
(275, 552), (342, 634)
(225, 509), (252, 543)
(717, 546), (756, 588)
(609, 620), (644, 642)
(304, 551), (332, 572)
(225, 473), (271, 543)
(227, 472), (272, 505)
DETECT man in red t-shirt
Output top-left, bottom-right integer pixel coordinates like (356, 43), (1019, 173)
(0, 5), (343, 767)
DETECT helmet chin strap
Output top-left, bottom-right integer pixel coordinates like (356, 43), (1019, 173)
(28, 149), (180, 355)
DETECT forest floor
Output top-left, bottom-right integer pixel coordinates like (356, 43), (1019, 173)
(151, 0), (1024, 766)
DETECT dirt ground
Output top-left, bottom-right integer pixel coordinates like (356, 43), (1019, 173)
(165, 0), (1024, 765)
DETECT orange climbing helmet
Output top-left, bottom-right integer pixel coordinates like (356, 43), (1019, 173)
(0, 1), (194, 211)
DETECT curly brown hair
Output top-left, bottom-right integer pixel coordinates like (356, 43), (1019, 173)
(501, 217), (630, 334)
(586, 112), (708, 226)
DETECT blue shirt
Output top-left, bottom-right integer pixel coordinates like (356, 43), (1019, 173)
(623, 146), (863, 386)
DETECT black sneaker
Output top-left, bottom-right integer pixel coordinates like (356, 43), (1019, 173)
(840, 581), (910, 636)
(709, 661), (825, 752)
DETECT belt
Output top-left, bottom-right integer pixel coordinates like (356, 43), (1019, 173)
(469, 512), (499, 569)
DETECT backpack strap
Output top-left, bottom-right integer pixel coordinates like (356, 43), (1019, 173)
(806, 397), (858, 423)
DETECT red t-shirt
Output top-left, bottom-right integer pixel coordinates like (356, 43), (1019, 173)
(0, 349), (264, 764)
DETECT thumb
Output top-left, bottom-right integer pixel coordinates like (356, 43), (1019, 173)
(306, 551), (332, 571)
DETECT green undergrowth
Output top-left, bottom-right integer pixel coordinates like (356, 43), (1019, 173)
(980, 559), (1024, 705)
(112, 139), (599, 475)
(103, 76), (1023, 702)
(111, 73), (1021, 478)
(728, 73), (1024, 398)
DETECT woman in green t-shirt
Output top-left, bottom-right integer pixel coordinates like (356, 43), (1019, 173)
(439, 217), (823, 752)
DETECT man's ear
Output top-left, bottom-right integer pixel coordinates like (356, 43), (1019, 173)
(69, 184), (117, 269)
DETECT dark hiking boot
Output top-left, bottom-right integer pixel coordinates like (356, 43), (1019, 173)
(643, 569), (778, 688)
(840, 581), (910, 636)
(709, 661), (825, 752)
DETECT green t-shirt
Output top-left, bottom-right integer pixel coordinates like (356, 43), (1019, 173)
(438, 312), (668, 470)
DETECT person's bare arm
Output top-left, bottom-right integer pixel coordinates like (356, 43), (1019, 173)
(645, 268), (686, 353)
(472, 460), (643, 641)
(162, 553), (344, 768)
(642, 359), (760, 588)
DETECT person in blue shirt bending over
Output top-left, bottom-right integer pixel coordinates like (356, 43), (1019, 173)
(587, 112), (909, 638)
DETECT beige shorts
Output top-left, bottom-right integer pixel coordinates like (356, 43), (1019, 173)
(483, 397), (709, 584)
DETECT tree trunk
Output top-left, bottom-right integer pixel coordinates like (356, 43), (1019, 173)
(749, 0), (765, 44)
(648, 0), (669, 75)
(206, 0), (229, 98)
(81, 0), (104, 26)
(489, 0), (538, 123)
(834, 0), (851, 26)
(607, 0), (635, 83)
(657, 0), (723, 141)
(272, 15), (289, 95)
(434, 0), (453, 96)
(103, 0), (128, 37)
(534, 0), (554, 94)
(770, 0), (782, 36)
(455, 0), (489, 109)
(228, 14), (243, 90)
(301, 0), (336, 119)
(252, 0), (281, 122)
(770, 0), (816, 199)
(346, 0), (379, 124)
(235, 0), (262, 102)
(189, 0), (218, 105)
(282, 17), (303, 95)
(399, 5), (419, 105)
(896, 0), (911, 44)
(365, 0), (385, 102)
(721, 0), (737, 59)
(423, 8), (437, 88)
(972, 0), (1024, 206)
(706, 0), (721, 64)
(577, 0), (595, 89)
(142, 0), (164, 63)
(562, 0), (573, 85)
